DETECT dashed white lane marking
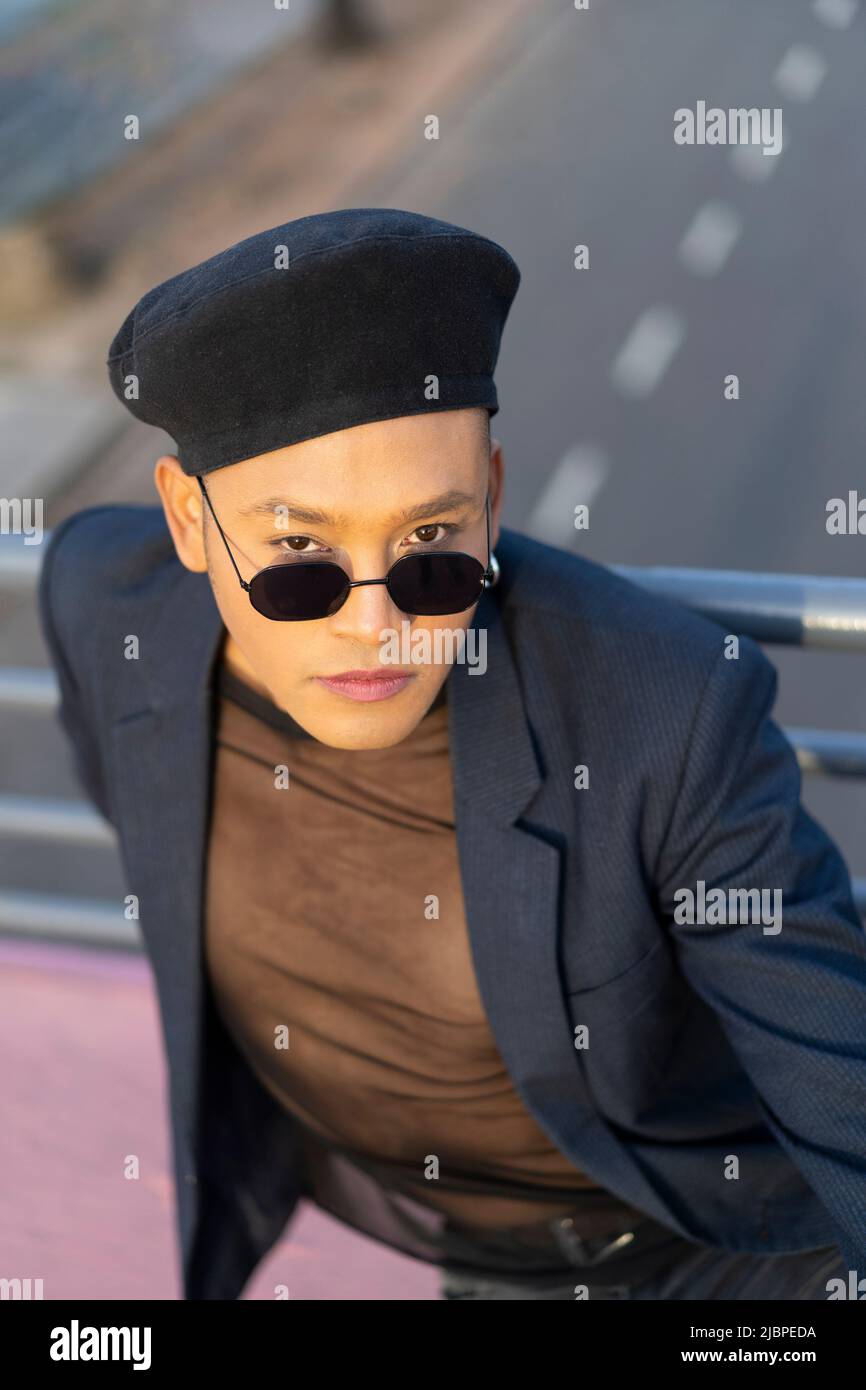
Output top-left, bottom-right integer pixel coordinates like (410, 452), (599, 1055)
(610, 306), (686, 399)
(525, 445), (608, 545)
(678, 201), (743, 277)
(774, 44), (828, 100)
(812, 0), (859, 30)
(729, 139), (783, 182)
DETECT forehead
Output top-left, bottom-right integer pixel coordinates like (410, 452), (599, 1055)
(208, 410), (487, 524)
(233, 487), (481, 530)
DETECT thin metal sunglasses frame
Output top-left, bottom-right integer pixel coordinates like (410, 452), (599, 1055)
(195, 473), (500, 619)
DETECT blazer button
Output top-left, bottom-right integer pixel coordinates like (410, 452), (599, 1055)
(184, 1173), (198, 1185)
(759, 1227), (769, 1239)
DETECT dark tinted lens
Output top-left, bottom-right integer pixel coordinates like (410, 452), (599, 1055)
(249, 561), (349, 621)
(387, 552), (485, 616)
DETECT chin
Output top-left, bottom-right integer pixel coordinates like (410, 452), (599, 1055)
(322, 731), (406, 751)
(308, 703), (424, 751)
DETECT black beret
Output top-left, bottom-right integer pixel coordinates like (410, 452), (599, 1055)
(106, 207), (521, 476)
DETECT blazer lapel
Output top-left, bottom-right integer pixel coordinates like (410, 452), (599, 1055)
(449, 588), (682, 1225)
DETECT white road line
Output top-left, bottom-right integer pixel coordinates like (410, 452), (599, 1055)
(525, 445), (608, 545)
(813, 0), (860, 30)
(774, 44), (828, 100)
(678, 201), (743, 277)
(610, 307), (686, 400)
(729, 140), (783, 182)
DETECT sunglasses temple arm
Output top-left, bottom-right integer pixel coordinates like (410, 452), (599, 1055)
(196, 476), (250, 591)
(484, 492), (493, 580)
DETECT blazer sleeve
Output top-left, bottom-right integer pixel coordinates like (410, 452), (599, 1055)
(654, 636), (866, 1272)
(36, 515), (114, 828)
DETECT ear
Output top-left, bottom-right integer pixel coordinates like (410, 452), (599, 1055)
(153, 455), (208, 573)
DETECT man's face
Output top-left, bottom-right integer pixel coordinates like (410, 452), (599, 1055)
(155, 407), (502, 749)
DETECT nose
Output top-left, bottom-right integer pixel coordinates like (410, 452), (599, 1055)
(328, 574), (408, 646)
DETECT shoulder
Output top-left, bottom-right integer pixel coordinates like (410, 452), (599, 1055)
(38, 504), (179, 672)
(40, 504), (176, 609)
(40, 504), (174, 588)
(494, 525), (775, 717)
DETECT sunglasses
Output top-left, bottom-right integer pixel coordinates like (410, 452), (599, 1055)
(196, 476), (499, 621)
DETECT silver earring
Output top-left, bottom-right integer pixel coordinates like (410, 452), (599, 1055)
(483, 552), (500, 589)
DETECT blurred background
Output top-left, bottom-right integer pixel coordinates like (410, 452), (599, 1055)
(1, 0), (865, 1300)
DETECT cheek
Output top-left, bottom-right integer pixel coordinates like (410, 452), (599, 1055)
(420, 612), (474, 671)
(245, 622), (322, 680)
(221, 600), (323, 692)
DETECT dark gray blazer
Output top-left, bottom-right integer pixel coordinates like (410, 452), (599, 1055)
(37, 504), (866, 1297)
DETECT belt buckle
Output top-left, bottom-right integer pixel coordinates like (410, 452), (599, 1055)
(554, 1216), (636, 1267)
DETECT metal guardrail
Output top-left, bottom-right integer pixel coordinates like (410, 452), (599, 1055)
(2, 535), (866, 941)
(6, 542), (866, 645)
(0, 889), (134, 950)
(0, 535), (47, 593)
(0, 793), (115, 848)
(611, 566), (866, 651)
(784, 728), (866, 780)
(0, 667), (58, 711)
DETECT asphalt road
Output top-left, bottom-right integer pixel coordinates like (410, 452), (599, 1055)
(367, 0), (866, 880)
(4, 0), (866, 919)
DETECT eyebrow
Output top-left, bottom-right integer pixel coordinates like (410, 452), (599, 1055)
(235, 489), (480, 528)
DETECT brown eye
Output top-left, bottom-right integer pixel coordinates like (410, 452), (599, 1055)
(411, 523), (457, 546)
(272, 536), (329, 554)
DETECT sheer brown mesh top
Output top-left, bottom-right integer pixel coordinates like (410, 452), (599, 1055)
(204, 653), (643, 1270)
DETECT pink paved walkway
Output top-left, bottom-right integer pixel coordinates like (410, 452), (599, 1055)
(0, 938), (439, 1300)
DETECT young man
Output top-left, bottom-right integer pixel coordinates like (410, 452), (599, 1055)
(38, 208), (866, 1301)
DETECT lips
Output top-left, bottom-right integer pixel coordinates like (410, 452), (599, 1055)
(325, 669), (405, 681)
(315, 669), (414, 703)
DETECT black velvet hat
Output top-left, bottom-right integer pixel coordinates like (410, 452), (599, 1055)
(106, 207), (521, 476)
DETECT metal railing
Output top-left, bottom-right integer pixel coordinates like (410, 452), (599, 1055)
(611, 566), (866, 651)
(1, 536), (865, 946)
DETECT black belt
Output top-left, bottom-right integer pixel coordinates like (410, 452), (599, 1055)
(295, 1117), (702, 1289)
(547, 1209), (701, 1286)
(439, 1204), (701, 1290)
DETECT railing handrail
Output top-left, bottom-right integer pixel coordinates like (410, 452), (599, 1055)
(612, 564), (866, 651)
(3, 537), (866, 940)
(5, 535), (866, 647)
(0, 793), (116, 847)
